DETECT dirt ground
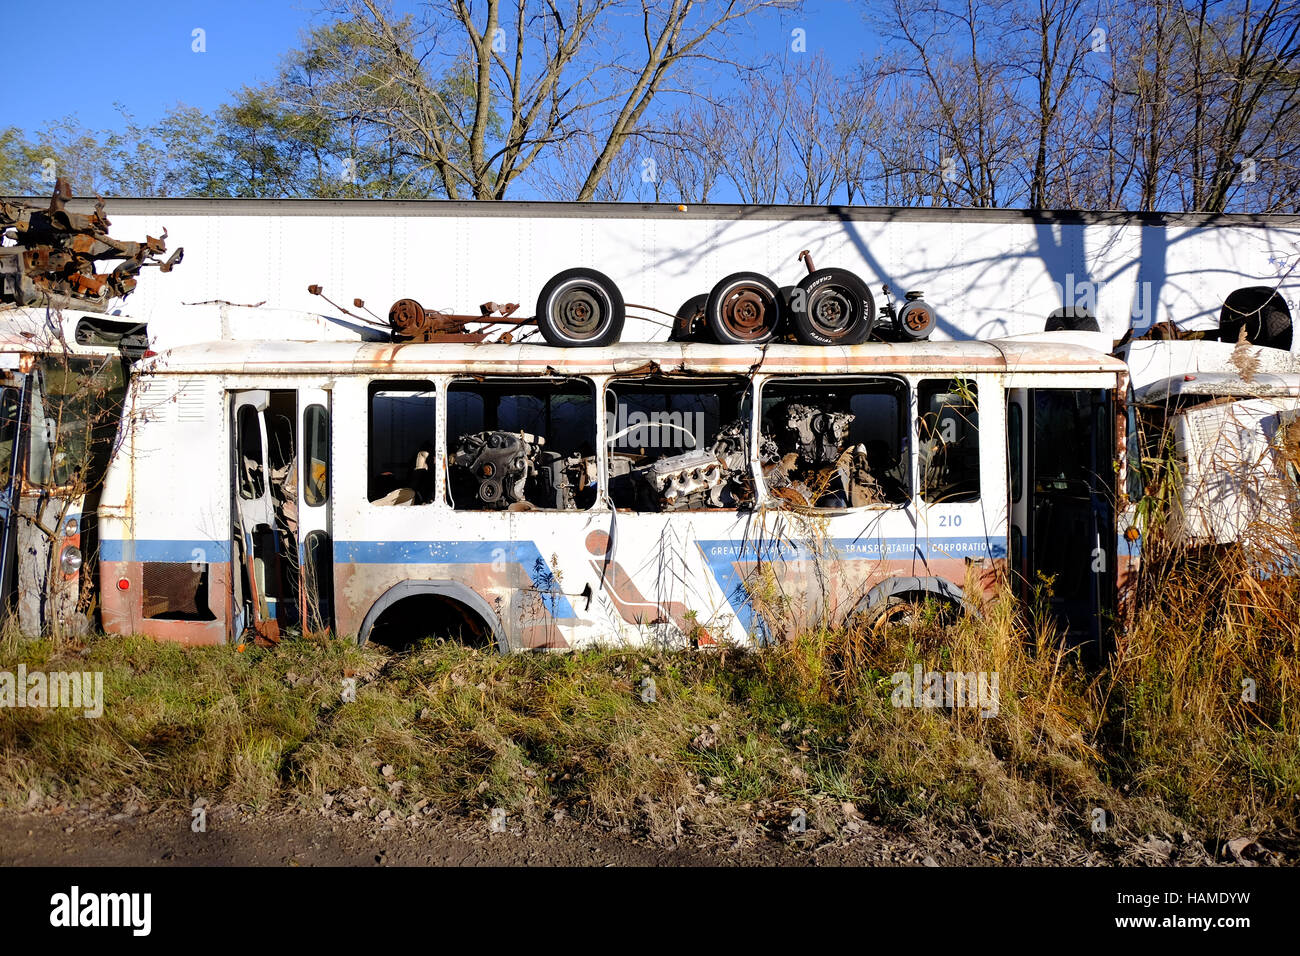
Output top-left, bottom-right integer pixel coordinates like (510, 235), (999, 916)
(0, 803), (1261, 867)
(0, 806), (969, 867)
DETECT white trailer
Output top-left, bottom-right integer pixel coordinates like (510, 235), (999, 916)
(31, 199), (1299, 352)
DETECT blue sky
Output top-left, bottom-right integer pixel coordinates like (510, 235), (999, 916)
(6, 0), (874, 134)
(8, 1), (312, 131)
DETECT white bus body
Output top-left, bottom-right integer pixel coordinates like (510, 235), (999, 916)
(1120, 339), (1300, 550)
(97, 338), (1126, 650)
(9, 198), (1293, 639)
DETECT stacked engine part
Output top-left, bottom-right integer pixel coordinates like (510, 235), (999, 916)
(624, 419), (774, 511)
(0, 179), (182, 312)
(647, 416), (759, 509)
(449, 430), (588, 510)
(645, 449), (725, 506)
(778, 403), (855, 467)
(763, 401), (886, 508)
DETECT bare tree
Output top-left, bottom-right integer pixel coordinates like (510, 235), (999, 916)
(875, 0), (1025, 207)
(1054, 0), (1140, 209)
(573, 0), (795, 200)
(1012, 0), (1094, 208)
(653, 100), (730, 203)
(299, 0), (792, 201)
(533, 127), (641, 200)
(774, 54), (847, 204)
(717, 80), (787, 203)
(830, 65), (887, 205)
(1179, 0), (1300, 211)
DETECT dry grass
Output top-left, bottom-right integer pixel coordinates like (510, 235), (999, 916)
(3, 419), (1299, 850)
(2, 532), (1297, 854)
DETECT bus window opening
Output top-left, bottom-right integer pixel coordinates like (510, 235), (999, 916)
(606, 376), (754, 511)
(369, 382), (436, 505)
(447, 378), (597, 511)
(760, 378), (909, 509)
(919, 379), (980, 503)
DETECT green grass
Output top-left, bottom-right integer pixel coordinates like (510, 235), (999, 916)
(2, 555), (1298, 851)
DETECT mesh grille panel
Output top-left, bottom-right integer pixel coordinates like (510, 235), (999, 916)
(142, 562), (213, 620)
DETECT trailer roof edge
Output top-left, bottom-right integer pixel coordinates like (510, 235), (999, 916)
(4, 197), (1298, 228)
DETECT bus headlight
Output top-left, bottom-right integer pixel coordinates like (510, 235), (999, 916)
(62, 518), (79, 537)
(60, 545), (83, 574)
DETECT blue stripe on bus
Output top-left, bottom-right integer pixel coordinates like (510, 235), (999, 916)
(696, 536), (1008, 636)
(102, 534), (1015, 631)
(100, 538), (576, 618)
(100, 539), (233, 563)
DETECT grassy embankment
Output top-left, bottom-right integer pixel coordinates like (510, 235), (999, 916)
(2, 542), (1296, 853)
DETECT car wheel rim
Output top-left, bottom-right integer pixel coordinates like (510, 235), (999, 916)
(721, 286), (775, 340)
(810, 287), (855, 335)
(552, 283), (605, 339)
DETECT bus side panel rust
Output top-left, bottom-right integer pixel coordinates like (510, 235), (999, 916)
(714, 555), (996, 635)
(333, 559), (571, 649)
(100, 559), (231, 646)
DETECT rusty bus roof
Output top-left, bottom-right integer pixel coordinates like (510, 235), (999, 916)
(140, 337), (1128, 377)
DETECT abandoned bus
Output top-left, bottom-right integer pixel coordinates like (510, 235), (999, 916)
(96, 337), (1127, 652)
(1120, 337), (1300, 553)
(0, 307), (148, 634)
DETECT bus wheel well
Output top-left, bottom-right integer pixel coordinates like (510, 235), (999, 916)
(850, 578), (969, 631)
(1219, 286), (1292, 349)
(358, 581), (505, 652)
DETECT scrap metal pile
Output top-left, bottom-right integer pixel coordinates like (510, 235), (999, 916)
(361, 250), (938, 349)
(1, 179), (182, 312)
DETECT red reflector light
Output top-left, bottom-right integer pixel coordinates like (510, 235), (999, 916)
(1184, 374), (1196, 381)
(142, 350), (158, 358)
(117, 578), (130, 591)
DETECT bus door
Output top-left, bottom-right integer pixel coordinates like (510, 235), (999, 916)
(1007, 389), (1028, 597)
(1012, 388), (1116, 651)
(297, 390), (333, 633)
(232, 388), (333, 641)
(0, 369), (26, 614)
(233, 390), (280, 641)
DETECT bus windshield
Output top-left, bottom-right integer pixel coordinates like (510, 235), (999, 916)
(28, 355), (127, 490)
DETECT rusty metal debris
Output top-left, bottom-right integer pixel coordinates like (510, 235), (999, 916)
(318, 249), (939, 349)
(0, 179), (182, 312)
(387, 297), (529, 344)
